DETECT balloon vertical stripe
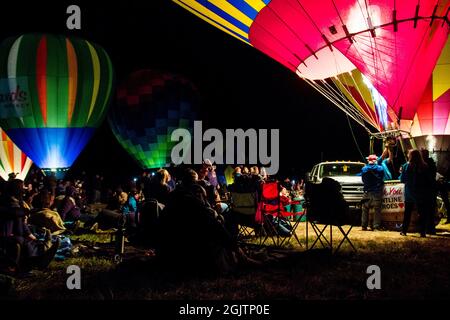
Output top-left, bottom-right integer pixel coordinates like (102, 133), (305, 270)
(86, 41), (100, 122)
(36, 36), (48, 125)
(66, 39), (78, 124)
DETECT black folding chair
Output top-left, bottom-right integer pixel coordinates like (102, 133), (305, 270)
(304, 179), (356, 254)
(229, 191), (264, 244)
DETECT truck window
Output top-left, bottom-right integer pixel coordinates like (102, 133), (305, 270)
(311, 165), (318, 179)
(320, 163), (364, 177)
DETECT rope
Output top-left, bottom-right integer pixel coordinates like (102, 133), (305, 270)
(346, 113), (367, 162)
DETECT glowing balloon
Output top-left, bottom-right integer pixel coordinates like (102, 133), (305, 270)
(400, 38), (450, 151)
(175, 0), (449, 130)
(0, 128), (32, 181)
(0, 34), (114, 178)
(108, 70), (198, 169)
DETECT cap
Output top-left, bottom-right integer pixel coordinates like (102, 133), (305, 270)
(366, 154), (378, 162)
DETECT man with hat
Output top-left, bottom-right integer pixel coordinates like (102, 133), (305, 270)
(361, 154), (385, 231)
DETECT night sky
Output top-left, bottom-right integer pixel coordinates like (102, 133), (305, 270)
(0, 0), (371, 182)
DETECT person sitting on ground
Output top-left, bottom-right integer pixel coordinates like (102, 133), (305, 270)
(250, 166), (263, 185)
(146, 169), (171, 205)
(157, 168), (259, 275)
(233, 167), (242, 180)
(260, 167), (268, 181)
(121, 186), (141, 228)
(0, 179), (60, 273)
(106, 187), (128, 211)
(292, 179), (304, 198)
(88, 188), (128, 232)
(197, 165), (218, 207)
(204, 159), (219, 189)
(361, 154), (385, 231)
(23, 183), (38, 210)
(190, 183), (225, 225)
(29, 190), (66, 235)
(56, 185), (81, 222)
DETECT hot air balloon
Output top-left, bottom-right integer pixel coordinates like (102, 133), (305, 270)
(174, 0), (449, 132)
(398, 37), (450, 170)
(400, 38), (450, 147)
(0, 34), (114, 179)
(0, 128), (32, 181)
(108, 70), (198, 169)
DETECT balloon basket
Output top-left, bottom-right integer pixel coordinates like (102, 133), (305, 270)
(42, 167), (70, 180)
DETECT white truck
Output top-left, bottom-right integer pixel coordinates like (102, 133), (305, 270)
(307, 161), (443, 230)
(307, 161), (365, 208)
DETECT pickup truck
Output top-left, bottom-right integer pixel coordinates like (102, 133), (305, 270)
(307, 161), (365, 208)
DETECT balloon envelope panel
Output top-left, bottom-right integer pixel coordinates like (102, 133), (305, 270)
(400, 38), (450, 139)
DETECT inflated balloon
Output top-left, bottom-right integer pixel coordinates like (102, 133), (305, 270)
(0, 34), (114, 178)
(0, 128), (32, 181)
(401, 38), (450, 151)
(108, 70), (198, 169)
(175, 0), (449, 130)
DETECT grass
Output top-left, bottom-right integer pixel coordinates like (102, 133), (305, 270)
(3, 220), (450, 300)
(70, 232), (114, 244)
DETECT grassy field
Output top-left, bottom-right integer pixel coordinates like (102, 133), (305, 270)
(2, 221), (450, 300)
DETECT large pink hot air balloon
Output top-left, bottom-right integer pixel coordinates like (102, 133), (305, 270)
(174, 0), (449, 132)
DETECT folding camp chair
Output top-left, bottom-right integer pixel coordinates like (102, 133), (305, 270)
(229, 191), (264, 244)
(260, 181), (304, 247)
(304, 179), (356, 254)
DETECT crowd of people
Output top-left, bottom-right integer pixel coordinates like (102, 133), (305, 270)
(0, 162), (304, 275)
(2, 146), (449, 275)
(361, 146), (449, 237)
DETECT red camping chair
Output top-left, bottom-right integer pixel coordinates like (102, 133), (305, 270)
(259, 181), (303, 247)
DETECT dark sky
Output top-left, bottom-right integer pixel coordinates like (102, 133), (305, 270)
(0, 0), (371, 181)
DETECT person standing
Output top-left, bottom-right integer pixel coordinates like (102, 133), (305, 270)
(420, 149), (437, 235)
(361, 155), (385, 231)
(146, 169), (171, 205)
(437, 171), (450, 224)
(400, 149), (433, 237)
(378, 145), (394, 181)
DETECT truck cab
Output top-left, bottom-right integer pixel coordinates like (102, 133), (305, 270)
(308, 161), (365, 208)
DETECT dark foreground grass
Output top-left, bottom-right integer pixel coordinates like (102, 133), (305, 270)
(2, 222), (450, 300)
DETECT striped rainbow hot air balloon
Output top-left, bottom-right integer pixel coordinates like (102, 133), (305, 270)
(0, 34), (114, 178)
(0, 128), (32, 181)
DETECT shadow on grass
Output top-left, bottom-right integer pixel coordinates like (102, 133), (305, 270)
(82, 247), (336, 300)
(8, 225), (450, 300)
